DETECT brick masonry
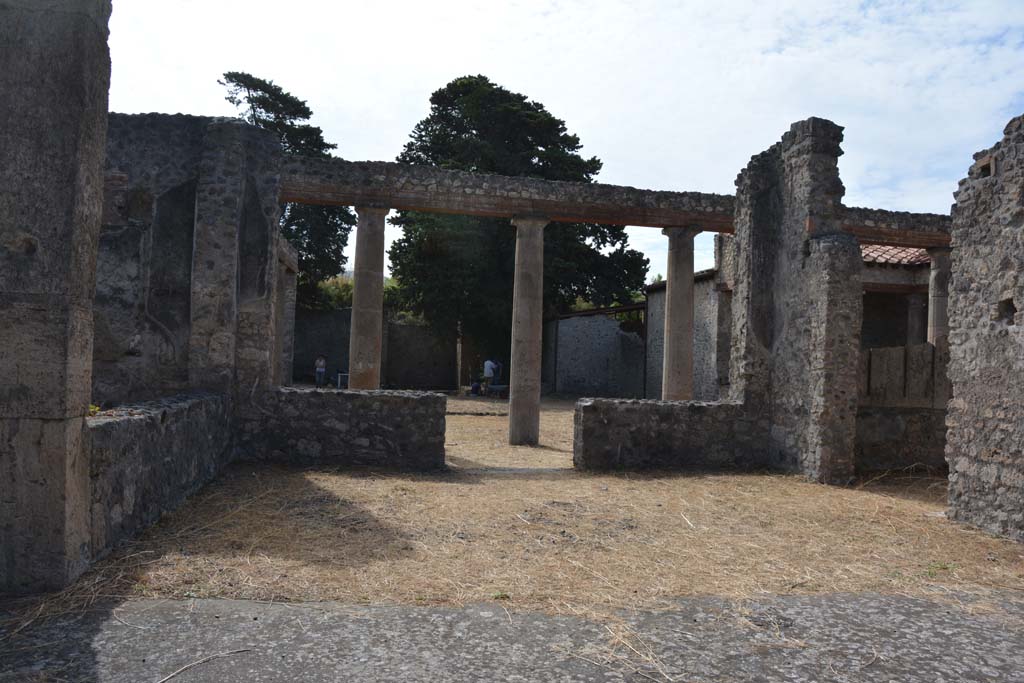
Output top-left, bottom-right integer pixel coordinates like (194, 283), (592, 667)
(946, 115), (1024, 540)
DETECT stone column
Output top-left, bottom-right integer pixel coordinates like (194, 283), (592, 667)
(0, 0), (111, 593)
(509, 217), (548, 445)
(348, 206), (388, 389)
(661, 227), (701, 400)
(906, 292), (927, 345)
(927, 247), (952, 346)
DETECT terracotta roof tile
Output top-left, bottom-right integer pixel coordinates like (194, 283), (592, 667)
(861, 244), (931, 266)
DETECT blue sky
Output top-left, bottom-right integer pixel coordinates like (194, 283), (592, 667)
(108, 0), (1024, 278)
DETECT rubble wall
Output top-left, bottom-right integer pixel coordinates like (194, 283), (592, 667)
(946, 115), (1024, 540)
(87, 394), (231, 559)
(235, 388), (446, 471)
(730, 118), (862, 483)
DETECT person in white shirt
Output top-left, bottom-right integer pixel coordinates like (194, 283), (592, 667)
(483, 358), (496, 394)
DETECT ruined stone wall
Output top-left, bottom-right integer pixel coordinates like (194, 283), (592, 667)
(235, 388), (446, 470)
(573, 399), (764, 470)
(0, 0), (112, 593)
(946, 115), (1024, 540)
(93, 114), (209, 404)
(87, 394), (231, 559)
(730, 118), (863, 483)
(578, 119), (862, 478)
(95, 114), (288, 406)
(551, 315), (644, 398)
(855, 408), (946, 473)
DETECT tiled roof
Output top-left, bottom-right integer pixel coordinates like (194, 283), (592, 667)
(860, 244), (931, 266)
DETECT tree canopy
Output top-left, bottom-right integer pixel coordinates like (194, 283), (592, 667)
(220, 71), (355, 307)
(389, 75), (648, 353)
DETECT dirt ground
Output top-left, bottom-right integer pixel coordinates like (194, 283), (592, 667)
(42, 398), (1024, 617)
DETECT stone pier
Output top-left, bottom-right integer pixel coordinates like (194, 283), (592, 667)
(348, 206), (388, 389)
(661, 227), (700, 400)
(927, 247), (951, 346)
(508, 217), (548, 445)
(0, 0), (112, 593)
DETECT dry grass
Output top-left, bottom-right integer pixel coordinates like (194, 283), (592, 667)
(56, 399), (1023, 615)
(5, 399), (1023, 627)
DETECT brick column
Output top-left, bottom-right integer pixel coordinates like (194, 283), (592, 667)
(509, 217), (548, 445)
(348, 206), (388, 389)
(906, 292), (927, 345)
(661, 227), (700, 400)
(0, 0), (111, 592)
(927, 247), (952, 347)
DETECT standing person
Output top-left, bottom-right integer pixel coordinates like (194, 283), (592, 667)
(483, 357), (496, 394)
(314, 355), (327, 388)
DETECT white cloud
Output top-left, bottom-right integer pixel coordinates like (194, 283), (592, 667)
(108, 0), (1024, 279)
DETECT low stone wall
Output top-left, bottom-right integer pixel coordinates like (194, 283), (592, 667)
(854, 408), (947, 473)
(573, 399), (767, 471)
(87, 393), (231, 559)
(235, 388), (446, 470)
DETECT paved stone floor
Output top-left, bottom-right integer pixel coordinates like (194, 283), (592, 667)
(3, 592), (1023, 682)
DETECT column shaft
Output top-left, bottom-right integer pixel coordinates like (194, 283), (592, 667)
(348, 207), (388, 389)
(927, 248), (952, 346)
(509, 217), (547, 445)
(662, 227), (700, 400)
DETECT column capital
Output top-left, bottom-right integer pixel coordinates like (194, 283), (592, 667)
(926, 245), (953, 256)
(511, 215), (549, 231)
(355, 205), (390, 220)
(662, 225), (702, 241)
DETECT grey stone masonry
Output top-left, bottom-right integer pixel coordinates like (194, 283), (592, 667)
(96, 113), (288, 405)
(0, 0), (112, 593)
(235, 388), (446, 471)
(946, 114), (1024, 541)
(279, 156), (951, 246)
(280, 157), (736, 230)
(573, 399), (766, 470)
(87, 394), (231, 560)
(840, 206), (952, 248)
(577, 118), (862, 482)
(731, 118), (862, 483)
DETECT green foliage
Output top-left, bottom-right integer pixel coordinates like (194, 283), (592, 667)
(390, 75), (648, 352)
(318, 275), (406, 315)
(220, 71), (355, 308)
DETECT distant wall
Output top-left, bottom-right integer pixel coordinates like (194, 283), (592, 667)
(293, 308), (456, 389)
(87, 393), (231, 559)
(293, 308), (351, 383)
(384, 321), (457, 390)
(547, 314), (644, 398)
(235, 388), (446, 470)
(645, 275), (723, 400)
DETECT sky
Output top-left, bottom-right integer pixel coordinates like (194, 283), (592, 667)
(108, 0), (1024, 279)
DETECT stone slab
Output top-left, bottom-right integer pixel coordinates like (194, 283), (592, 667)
(3, 592), (1023, 682)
